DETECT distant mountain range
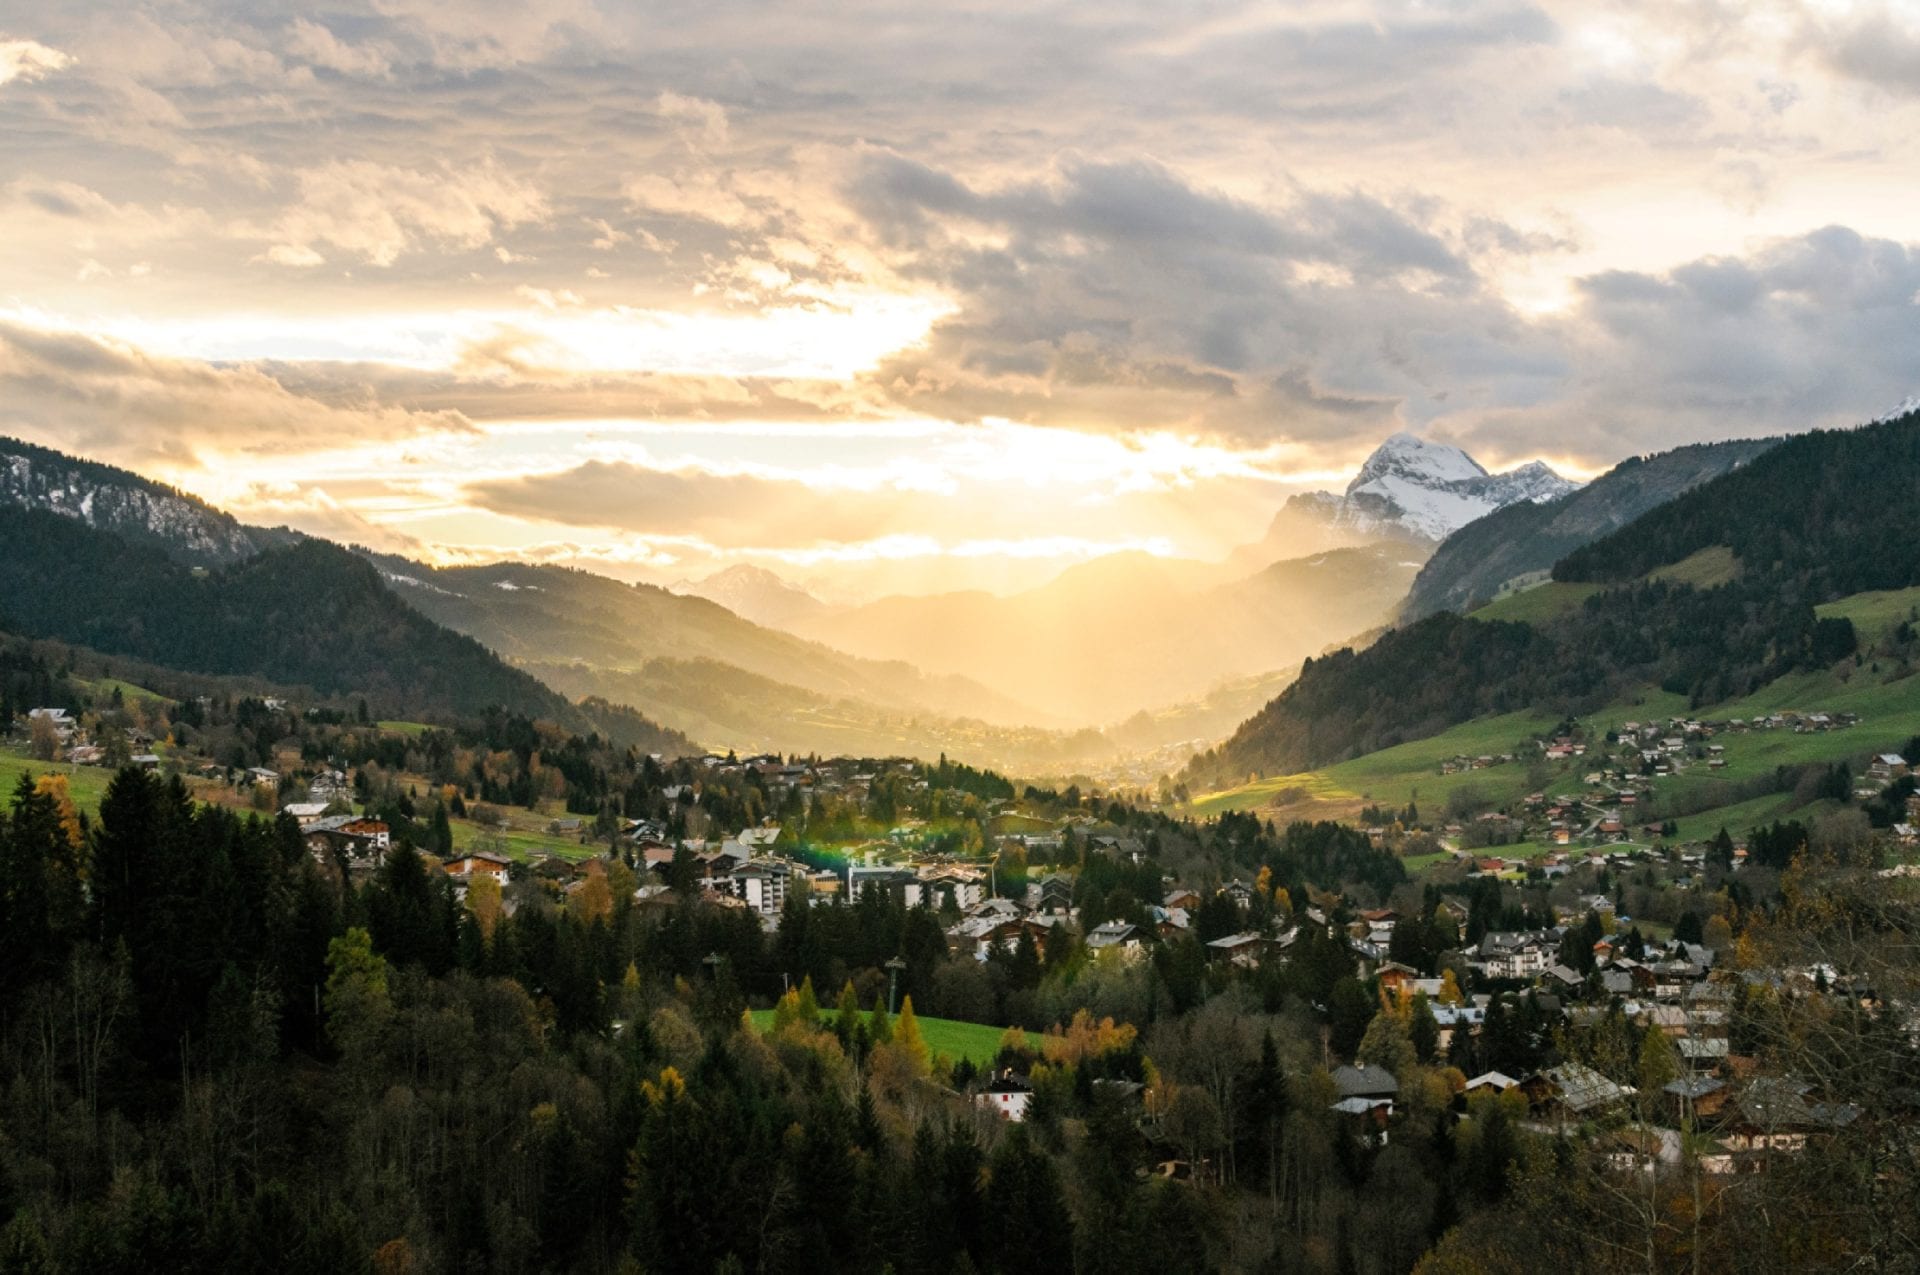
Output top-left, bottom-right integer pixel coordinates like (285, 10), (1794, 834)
(792, 543), (1422, 723)
(356, 551), (1045, 729)
(1231, 432), (1580, 568)
(0, 499), (691, 752)
(670, 564), (829, 630)
(1399, 436), (1779, 620)
(1185, 409), (1920, 788)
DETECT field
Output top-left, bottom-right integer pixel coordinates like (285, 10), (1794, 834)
(1188, 708), (1556, 819)
(1816, 585), (1920, 643)
(1470, 582), (1602, 625)
(378, 720), (433, 737)
(448, 815), (600, 862)
(70, 676), (175, 707)
(747, 1009), (1040, 1065)
(1646, 544), (1740, 588)
(0, 746), (119, 811)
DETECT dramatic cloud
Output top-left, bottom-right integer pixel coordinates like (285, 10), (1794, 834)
(0, 322), (471, 466)
(4, 0), (1920, 588)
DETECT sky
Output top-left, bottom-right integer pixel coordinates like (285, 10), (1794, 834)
(3, 0), (1920, 599)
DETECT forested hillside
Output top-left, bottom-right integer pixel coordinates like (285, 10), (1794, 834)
(1554, 411), (1920, 592)
(0, 506), (690, 750)
(0, 433), (268, 567)
(1188, 411), (1920, 787)
(1401, 436), (1778, 619)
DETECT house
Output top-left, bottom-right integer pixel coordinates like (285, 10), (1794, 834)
(1475, 931), (1556, 980)
(977, 1070), (1033, 1122)
(1205, 932), (1269, 969)
(1527, 1063), (1633, 1119)
(1329, 1063), (1399, 1136)
(444, 850), (512, 882)
(1374, 961), (1421, 994)
(1868, 753), (1910, 782)
(1464, 1071), (1520, 1095)
(1085, 921), (1143, 956)
(304, 816), (390, 864)
(246, 766), (280, 788)
(282, 801), (331, 827)
(1720, 1078), (1859, 1157)
(1663, 1076), (1728, 1121)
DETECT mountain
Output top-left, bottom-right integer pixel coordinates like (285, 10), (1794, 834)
(793, 544), (1422, 723)
(1400, 436), (1781, 620)
(0, 435), (266, 567)
(1186, 409), (1920, 788)
(670, 564), (828, 630)
(0, 503), (691, 751)
(1232, 432), (1580, 569)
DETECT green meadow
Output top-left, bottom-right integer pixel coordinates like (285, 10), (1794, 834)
(748, 1009), (1042, 1065)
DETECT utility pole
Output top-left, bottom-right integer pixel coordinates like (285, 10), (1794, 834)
(885, 956), (906, 1015)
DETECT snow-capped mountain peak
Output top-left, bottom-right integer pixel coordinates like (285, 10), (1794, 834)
(1348, 431), (1488, 494)
(1277, 433), (1581, 546)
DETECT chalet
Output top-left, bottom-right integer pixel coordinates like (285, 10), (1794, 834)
(1086, 921), (1144, 956)
(282, 801), (331, 826)
(1329, 1063), (1398, 1137)
(1721, 1078), (1859, 1158)
(977, 1070), (1033, 1122)
(1464, 1070), (1520, 1095)
(1868, 753), (1911, 782)
(1163, 887), (1201, 912)
(1527, 1063), (1632, 1120)
(1033, 873), (1076, 914)
(444, 850), (512, 882)
(305, 816), (390, 863)
(1663, 1076), (1728, 1122)
(1205, 932), (1269, 969)
(246, 767), (280, 788)
(26, 707), (74, 740)
(1374, 961), (1420, 994)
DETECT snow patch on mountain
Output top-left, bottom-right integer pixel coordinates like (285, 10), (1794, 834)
(1872, 394), (1920, 425)
(1283, 432), (1580, 544)
(0, 442), (261, 566)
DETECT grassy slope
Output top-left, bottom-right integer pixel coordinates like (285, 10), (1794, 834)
(1188, 630), (1920, 849)
(0, 747), (119, 810)
(746, 1009), (1041, 1065)
(448, 811), (600, 862)
(1470, 582), (1602, 625)
(1647, 545), (1740, 588)
(70, 676), (176, 707)
(1817, 586), (1920, 643)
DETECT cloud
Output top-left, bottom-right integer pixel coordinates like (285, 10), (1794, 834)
(0, 321), (472, 465)
(256, 158), (550, 267)
(284, 18), (392, 79)
(1452, 225), (1920, 458)
(841, 152), (1540, 443)
(0, 38), (71, 86)
(654, 90), (730, 150)
(1810, 5), (1920, 97)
